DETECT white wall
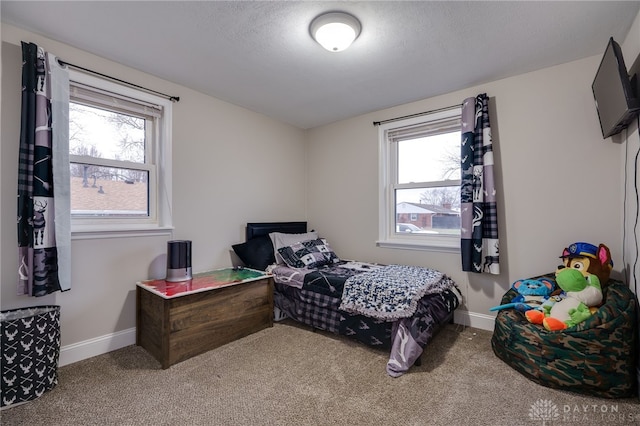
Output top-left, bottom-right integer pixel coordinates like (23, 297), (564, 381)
(0, 24), (307, 364)
(622, 10), (640, 296)
(306, 54), (625, 329)
(3, 7), (639, 364)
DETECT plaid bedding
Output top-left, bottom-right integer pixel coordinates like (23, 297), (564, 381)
(274, 285), (344, 334)
(272, 261), (461, 375)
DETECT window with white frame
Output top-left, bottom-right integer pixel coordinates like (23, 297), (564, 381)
(68, 70), (173, 236)
(378, 107), (462, 251)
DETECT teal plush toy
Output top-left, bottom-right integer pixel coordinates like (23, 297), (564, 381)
(490, 278), (555, 312)
(526, 268), (602, 331)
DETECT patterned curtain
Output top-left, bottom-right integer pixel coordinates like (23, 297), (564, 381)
(460, 94), (499, 274)
(17, 42), (70, 296)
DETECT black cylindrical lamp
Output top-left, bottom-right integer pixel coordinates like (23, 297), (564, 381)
(166, 240), (192, 282)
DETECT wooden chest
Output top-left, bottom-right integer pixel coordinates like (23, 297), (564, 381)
(136, 269), (273, 368)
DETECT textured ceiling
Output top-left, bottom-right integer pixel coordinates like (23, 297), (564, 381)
(2, 1), (639, 129)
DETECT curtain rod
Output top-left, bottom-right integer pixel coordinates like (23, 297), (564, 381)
(372, 103), (461, 126)
(58, 60), (180, 102)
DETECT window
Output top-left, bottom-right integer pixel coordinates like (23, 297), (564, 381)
(68, 70), (173, 237)
(378, 107), (462, 251)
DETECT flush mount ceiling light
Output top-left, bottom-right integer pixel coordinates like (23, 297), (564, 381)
(310, 12), (361, 52)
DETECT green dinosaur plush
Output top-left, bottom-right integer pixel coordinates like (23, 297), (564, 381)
(540, 268), (602, 331)
(527, 242), (610, 330)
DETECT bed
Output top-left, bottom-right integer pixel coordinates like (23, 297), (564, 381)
(231, 221), (462, 377)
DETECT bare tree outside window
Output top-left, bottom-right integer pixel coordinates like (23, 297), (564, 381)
(419, 187), (460, 209)
(109, 113), (146, 164)
(69, 102), (150, 217)
(380, 107), (462, 247)
(67, 70), (172, 233)
(394, 128), (461, 235)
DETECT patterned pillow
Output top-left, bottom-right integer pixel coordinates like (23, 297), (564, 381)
(316, 239), (341, 265)
(269, 231), (319, 264)
(278, 238), (340, 269)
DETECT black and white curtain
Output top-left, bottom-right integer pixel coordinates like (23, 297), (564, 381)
(17, 42), (71, 296)
(460, 94), (500, 274)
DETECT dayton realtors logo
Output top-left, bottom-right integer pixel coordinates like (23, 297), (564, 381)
(529, 399), (640, 424)
(528, 399), (560, 425)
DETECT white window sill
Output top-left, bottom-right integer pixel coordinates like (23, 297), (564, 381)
(376, 237), (460, 254)
(71, 225), (174, 240)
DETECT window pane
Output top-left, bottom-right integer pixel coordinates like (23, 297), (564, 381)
(69, 103), (146, 163)
(395, 187), (460, 235)
(397, 131), (461, 183)
(71, 163), (149, 217)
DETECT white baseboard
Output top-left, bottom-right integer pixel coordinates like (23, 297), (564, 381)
(59, 327), (136, 367)
(56, 312), (494, 367)
(453, 310), (495, 331)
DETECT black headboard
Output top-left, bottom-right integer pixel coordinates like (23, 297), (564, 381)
(246, 221), (307, 241)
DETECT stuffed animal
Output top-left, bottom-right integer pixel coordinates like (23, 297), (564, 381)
(558, 242), (613, 285)
(489, 278), (555, 312)
(526, 242), (609, 331)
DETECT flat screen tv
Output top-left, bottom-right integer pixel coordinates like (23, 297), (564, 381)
(592, 37), (640, 138)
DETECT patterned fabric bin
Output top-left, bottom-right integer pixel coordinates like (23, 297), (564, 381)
(1, 305), (61, 409)
(491, 279), (638, 399)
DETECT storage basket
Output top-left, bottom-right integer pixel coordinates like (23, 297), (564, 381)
(1, 305), (61, 409)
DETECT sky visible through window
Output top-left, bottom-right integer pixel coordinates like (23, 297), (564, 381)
(69, 103), (148, 216)
(70, 103), (144, 162)
(396, 132), (460, 204)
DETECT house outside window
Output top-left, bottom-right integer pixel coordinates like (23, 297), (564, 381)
(68, 70), (173, 237)
(378, 106), (461, 251)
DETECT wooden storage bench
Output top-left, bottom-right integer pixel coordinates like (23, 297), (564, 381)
(136, 268), (273, 369)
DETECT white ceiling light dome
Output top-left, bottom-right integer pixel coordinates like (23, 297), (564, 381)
(310, 12), (361, 52)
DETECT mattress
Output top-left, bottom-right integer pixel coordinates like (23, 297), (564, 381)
(272, 261), (461, 376)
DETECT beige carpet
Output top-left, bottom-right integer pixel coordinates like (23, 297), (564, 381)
(1, 321), (639, 425)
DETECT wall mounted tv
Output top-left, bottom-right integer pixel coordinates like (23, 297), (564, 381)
(592, 37), (640, 139)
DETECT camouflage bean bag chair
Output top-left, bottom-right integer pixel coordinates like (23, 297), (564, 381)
(491, 278), (638, 398)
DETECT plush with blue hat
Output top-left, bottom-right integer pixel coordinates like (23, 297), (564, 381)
(525, 242), (611, 331)
(558, 242), (613, 286)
